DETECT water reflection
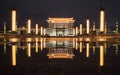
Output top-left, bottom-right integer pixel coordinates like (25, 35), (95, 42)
(0, 38), (120, 67)
(100, 45), (104, 67)
(86, 43), (90, 58)
(12, 44), (16, 66)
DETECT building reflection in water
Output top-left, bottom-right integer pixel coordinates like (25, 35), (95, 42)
(47, 40), (74, 59)
(1, 38), (120, 67)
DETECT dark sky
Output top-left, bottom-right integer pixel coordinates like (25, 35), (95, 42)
(0, 0), (120, 29)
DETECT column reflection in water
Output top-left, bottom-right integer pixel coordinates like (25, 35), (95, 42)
(104, 43), (107, 54)
(27, 42), (31, 57)
(86, 43), (90, 58)
(75, 38), (78, 50)
(44, 38), (46, 48)
(35, 39), (39, 53)
(92, 46), (96, 55)
(79, 42), (82, 53)
(40, 38), (43, 50)
(116, 44), (118, 55)
(100, 45), (104, 67)
(73, 38), (75, 48)
(4, 39), (6, 54)
(12, 44), (17, 66)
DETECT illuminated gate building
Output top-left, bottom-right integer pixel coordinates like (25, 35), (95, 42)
(46, 17), (75, 36)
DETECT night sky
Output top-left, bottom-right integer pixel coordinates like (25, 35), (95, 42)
(0, 0), (120, 29)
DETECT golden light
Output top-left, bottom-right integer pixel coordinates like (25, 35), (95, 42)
(79, 42), (82, 53)
(41, 26), (43, 35)
(35, 24), (38, 35)
(35, 38), (39, 42)
(12, 45), (16, 66)
(44, 28), (46, 36)
(4, 22), (6, 34)
(93, 46), (96, 55)
(76, 27), (78, 35)
(79, 38), (83, 41)
(86, 43), (90, 58)
(73, 38), (75, 48)
(85, 38), (91, 41)
(116, 44), (118, 55)
(98, 38), (106, 41)
(4, 41), (6, 54)
(80, 24), (82, 35)
(12, 10), (16, 32)
(27, 19), (31, 34)
(100, 9), (105, 32)
(9, 38), (18, 42)
(100, 45), (104, 67)
(73, 28), (75, 36)
(36, 41), (38, 53)
(93, 22), (96, 31)
(26, 38), (32, 42)
(27, 43), (31, 57)
(86, 19), (90, 34)
(40, 38), (43, 50)
(75, 38), (78, 50)
(116, 21), (119, 34)
(43, 38), (46, 48)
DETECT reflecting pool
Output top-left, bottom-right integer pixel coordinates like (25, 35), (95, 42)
(0, 38), (120, 75)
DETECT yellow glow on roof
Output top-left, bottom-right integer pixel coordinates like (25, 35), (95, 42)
(47, 17), (75, 23)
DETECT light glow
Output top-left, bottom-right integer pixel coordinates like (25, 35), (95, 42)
(73, 28), (75, 36)
(40, 38), (43, 50)
(93, 22), (96, 31)
(41, 27), (43, 35)
(80, 42), (82, 53)
(86, 43), (90, 58)
(76, 27), (78, 35)
(100, 45), (104, 67)
(27, 43), (31, 57)
(36, 41), (38, 53)
(12, 45), (16, 66)
(44, 28), (46, 36)
(86, 19), (90, 34)
(12, 10), (16, 32)
(44, 38), (46, 48)
(75, 38), (78, 50)
(100, 10), (105, 32)
(36, 24), (38, 35)
(27, 19), (31, 34)
(80, 24), (82, 35)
